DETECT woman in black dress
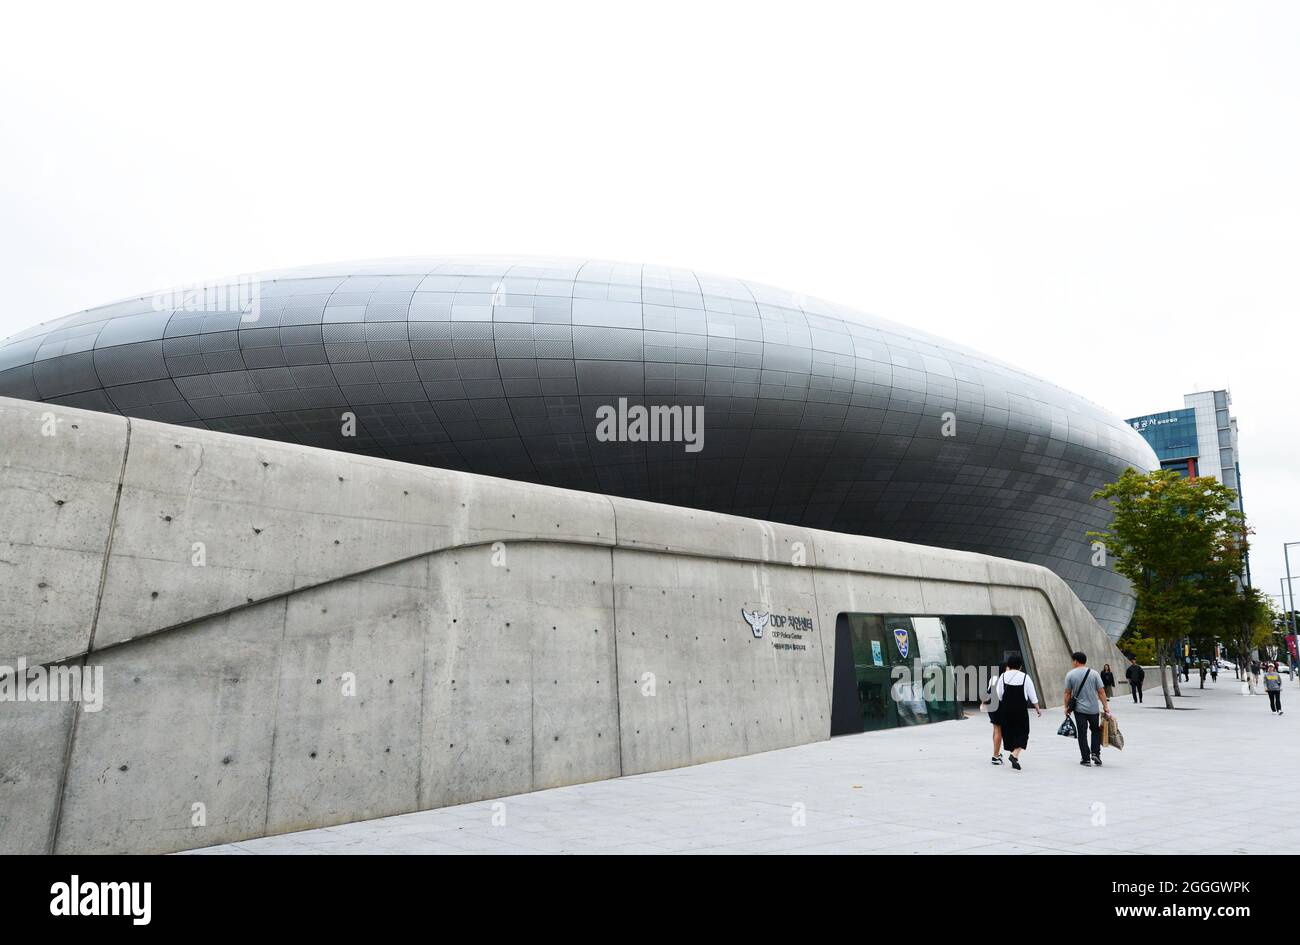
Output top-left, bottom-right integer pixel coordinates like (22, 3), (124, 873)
(987, 661), (1007, 765)
(994, 653), (1042, 770)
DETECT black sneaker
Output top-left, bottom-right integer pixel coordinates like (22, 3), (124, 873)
(1080, 758), (1092, 766)
(991, 755), (1003, 765)
(1010, 756), (1021, 770)
(1092, 754), (1103, 766)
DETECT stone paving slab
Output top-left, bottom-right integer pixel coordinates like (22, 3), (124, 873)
(190, 675), (1300, 854)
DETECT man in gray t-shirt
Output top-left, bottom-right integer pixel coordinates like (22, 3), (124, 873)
(1063, 653), (1110, 766)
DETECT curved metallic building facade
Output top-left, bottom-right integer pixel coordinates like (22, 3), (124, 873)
(0, 257), (1156, 636)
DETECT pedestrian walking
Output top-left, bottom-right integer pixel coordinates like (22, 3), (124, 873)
(1064, 651), (1111, 767)
(1264, 662), (1284, 715)
(1198, 661), (1207, 688)
(993, 654), (1041, 771)
(985, 661), (1007, 765)
(1210, 661), (1218, 684)
(1101, 663), (1115, 699)
(1250, 658), (1262, 694)
(1124, 657), (1145, 704)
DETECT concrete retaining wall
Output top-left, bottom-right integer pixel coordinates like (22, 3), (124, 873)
(0, 396), (1125, 853)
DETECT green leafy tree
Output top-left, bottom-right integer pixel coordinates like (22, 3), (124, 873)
(1118, 624), (1156, 665)
(1089, 468), (1243, 709)
(1228, 588), (1278, 667)
(1264, 603), (1296, 663)
(1190, 517), (1272, 675)
(1190, 527), (1245, 676)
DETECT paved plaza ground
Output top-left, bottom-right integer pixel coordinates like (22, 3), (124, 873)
(193, 672), (1299, 854)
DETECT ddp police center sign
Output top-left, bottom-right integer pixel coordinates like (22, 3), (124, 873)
(741, 609), (814, 652)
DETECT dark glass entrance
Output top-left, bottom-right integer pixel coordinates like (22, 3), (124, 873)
(829, 613), (967, 736)
(832, 613), (1034, 738)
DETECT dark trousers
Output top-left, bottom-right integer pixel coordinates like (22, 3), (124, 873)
(1268, 690), (1282, 712)
(1074, 710), (1101, 759)
(1130, 683), (1142, 703)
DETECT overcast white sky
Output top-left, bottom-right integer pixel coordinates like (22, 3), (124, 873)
(2, 1), (1297, 609)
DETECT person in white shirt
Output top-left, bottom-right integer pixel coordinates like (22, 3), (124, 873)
(993, 653), (1042, 771)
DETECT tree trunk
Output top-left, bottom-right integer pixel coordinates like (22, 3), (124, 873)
(1157, 646), (1174, 709)
(1170, 643), (1183, 697)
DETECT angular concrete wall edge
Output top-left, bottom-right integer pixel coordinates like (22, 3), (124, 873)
(0, 397), (1125, 853)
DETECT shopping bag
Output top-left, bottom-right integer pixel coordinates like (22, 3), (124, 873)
(1107, 715), (1125, 750)
(1057, 716), (1076, 738)
(1100, 715), (1110, 748)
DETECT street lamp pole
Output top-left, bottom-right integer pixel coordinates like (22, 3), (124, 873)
(1285, 542), (1300, 673)
(1282, 578), (1292, 671)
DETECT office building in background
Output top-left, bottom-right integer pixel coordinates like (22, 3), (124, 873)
(1127, 388), (1248, 584)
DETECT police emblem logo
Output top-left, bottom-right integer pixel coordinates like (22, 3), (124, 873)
(893, 627), (909, 658)
(741, 609), (771, 639)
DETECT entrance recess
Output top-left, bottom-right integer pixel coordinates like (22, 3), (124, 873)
(830, 613), (1031, 736)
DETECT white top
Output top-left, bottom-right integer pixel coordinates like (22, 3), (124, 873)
(995, 670), (1039, 705)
